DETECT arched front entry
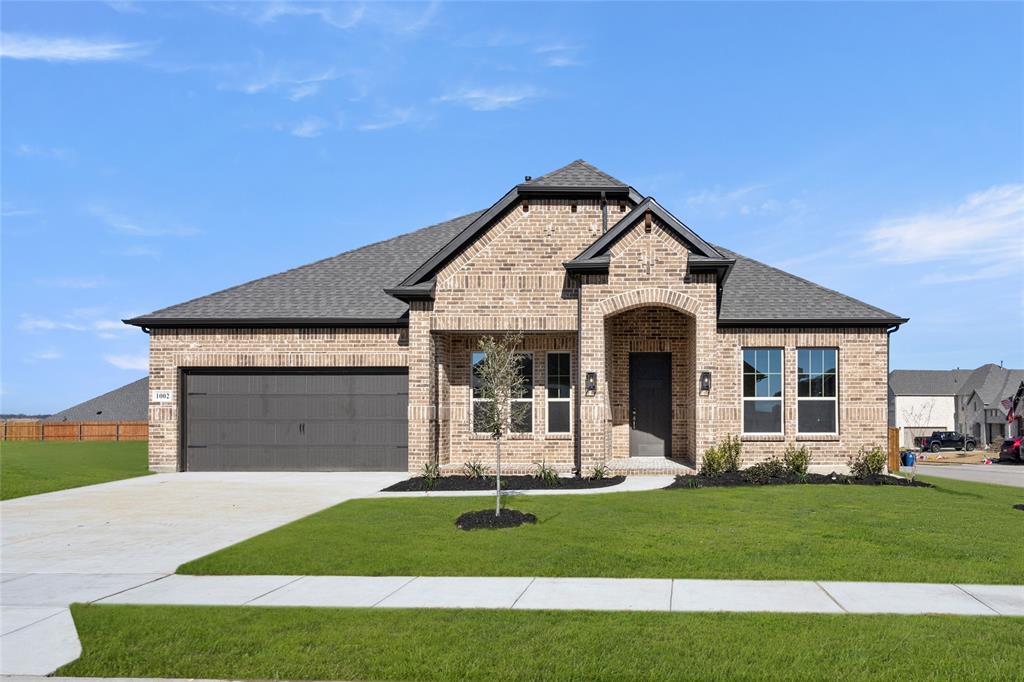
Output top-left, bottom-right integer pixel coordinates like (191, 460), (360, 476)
(603, 303), (697, 466)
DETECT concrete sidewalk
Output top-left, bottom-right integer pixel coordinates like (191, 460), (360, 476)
(2, 573), (1021, 675)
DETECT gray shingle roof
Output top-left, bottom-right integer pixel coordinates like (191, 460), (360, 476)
(45, 378), (148, 422)
(714, 246), (904, 323)
(888, 370), (965, 396)
(523, 159), (627, 188)
(129, 211), (483, 324)
(129, 161), (904, 327)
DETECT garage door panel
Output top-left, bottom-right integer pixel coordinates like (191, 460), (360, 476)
(185, 371), (408, 471)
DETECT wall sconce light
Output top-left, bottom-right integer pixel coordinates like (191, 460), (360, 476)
(699, 371), (712, 395)
(585, 371), (597, 395)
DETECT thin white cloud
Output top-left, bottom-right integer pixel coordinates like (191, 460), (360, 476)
(29, 349), (62, 362)
(438, 85), (540, 112)
(222, 67), (337, 101)
(215, 1), (438, 34)
(18, 314), (130, 336)
(535, 43), (583, 68)
(358, 107), (414, 131)
(865, 184), (1024, 283)
(15, 144), (72, 161)
(683, 184), (806, 220)
(88, 205), (200, 237)
(1, 33), (149, 62)
(35, 276), (108, 289)
(105, 354), (148, 370)
(289, 116), (329, 138)
(106, 1), (144, 13)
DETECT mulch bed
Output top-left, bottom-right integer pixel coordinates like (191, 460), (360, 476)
(1013, 504), (1024, 512)
(455, 508), (537, 530)
(383, 475), (625, 492)
(666, 471), (934, 489)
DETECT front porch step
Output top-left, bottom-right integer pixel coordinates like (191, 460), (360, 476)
(607, 457), (696, 476)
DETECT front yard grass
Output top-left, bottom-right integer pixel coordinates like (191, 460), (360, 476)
(0, 440), (150, 500)
(61, 604), (1024, 681)
(179, 476), (1023, 583)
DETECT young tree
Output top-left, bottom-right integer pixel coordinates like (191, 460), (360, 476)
(473, 332), (528, 516)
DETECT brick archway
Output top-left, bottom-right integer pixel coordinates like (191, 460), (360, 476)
(597, 288), (701, 318)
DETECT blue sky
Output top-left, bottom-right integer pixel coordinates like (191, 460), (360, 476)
(2, 1), (1022, 414)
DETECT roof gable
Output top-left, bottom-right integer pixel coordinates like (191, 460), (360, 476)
(45, 377), (148, 422)
(522, 159), (628, 189)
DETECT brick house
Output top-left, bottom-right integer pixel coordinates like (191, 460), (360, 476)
(128, 161), (906, 475)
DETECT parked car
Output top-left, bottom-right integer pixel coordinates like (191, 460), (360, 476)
(998, 437), (1022, 462)
(914, 431), (978, 453)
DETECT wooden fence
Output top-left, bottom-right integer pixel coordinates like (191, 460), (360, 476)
(1, 421), (148, 442)
(887, 426), (901, 472)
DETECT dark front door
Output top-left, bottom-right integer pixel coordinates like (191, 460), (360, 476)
(184, 370), (408, 471)
(629, 353), (672, 458)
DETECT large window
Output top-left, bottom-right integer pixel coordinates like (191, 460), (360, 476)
(742, 348), (783, 434)
(546, 352), (571, 433)
(797, 348), (837, 434)
(471, 351), (533, 434)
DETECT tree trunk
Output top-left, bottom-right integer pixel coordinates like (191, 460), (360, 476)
(495, 436), (502, 517)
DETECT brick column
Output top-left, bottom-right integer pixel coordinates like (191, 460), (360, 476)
(407, 301), (435, 474)
(578, 284), (609, 472)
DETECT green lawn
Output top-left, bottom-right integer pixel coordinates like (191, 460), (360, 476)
(179, 476), (1024, 583)
(0, 440), (150, 500)
(61, 604), (1024, 681)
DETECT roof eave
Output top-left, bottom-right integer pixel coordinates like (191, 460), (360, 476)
(123, 316), (410, 329)
(383, 281), (436, 302)
(717, 317), (909, 328)
(563, 256), (610, 274)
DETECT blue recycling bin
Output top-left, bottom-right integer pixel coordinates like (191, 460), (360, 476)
(901, 451), (916, 467)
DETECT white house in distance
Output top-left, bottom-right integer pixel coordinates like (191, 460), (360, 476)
(889, 364), (1023, 448)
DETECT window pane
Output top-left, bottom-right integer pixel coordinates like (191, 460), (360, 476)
(769, 374), (782, 398)
(811, 374), (823, 397)
(511, 401), (532, 433)
(471, 352), (485, 398)
(548, 401), (570, 433)
(799, 400), (836, 433)
(798, 374), (810, 397)
(743, 373), (755, 397)
(472, 401), (489, 433)
(744, 399), (782, 433)
(756, 349), (769, 373)
(822, 349), (836, 373)
(823, 373), (836, 397)
(755, 376), (772, 398)
(743, 349), (756, 372)
(515, 354), (534, 397)
(797, 349), (809, 375)
(810, 349), (822, 375)
(547, 353), (571, 399)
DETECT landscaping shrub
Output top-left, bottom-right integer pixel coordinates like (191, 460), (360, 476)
(745, 457), (787, 484)
(588, 463), (610, 480)
(463, 460), (490, 479)
(848, 446), (887, 478)
(421, 461), (440, 490)
(533, 460), (559, 487)
(783, 444), (810, 477)
(701, 435), (741, 477)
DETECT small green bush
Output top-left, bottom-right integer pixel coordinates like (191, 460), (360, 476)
(463, 460), (490, 479)
(701, 435), (742, 477)
(588, 463), (610, 480)
(534, 460), (560, 487)
(783, 444), (811, 477)
(421, 461), (440, 490)
(848, 446), (887, 478)
(745, 457), (787, 484)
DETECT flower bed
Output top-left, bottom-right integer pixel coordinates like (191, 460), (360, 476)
(383, 475), (625, 493)
(666, 471), (933, 489)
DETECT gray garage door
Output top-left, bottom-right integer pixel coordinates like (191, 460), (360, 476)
(184, 371), (408, 471)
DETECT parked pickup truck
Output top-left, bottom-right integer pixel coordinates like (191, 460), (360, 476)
(914, 431), (978, 453)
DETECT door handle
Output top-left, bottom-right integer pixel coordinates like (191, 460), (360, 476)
(631, 408), (637, 429)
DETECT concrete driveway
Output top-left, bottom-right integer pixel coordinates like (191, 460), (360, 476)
(913, 463), (1024, 488)
(0, 471), (404, 674)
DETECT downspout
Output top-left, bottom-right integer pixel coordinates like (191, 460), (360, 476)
(600, 191), (608, 233)
(575, 272), (583, 476)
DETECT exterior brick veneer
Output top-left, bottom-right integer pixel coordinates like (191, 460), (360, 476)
(146, 199), (893, 474)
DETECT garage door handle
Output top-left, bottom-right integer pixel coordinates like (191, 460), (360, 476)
(187, 445), (207, 449)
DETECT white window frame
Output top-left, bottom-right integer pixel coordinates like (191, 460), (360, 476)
(470, 351), (534, 435)
(545, 351), (572, 435)
(741, 347), (784, 435)
(796, 347), (839, 436)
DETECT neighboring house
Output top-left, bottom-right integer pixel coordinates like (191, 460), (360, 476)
(44, 377), (148, 422)
(127, 160), (907, 475)
(889, 364), (1023, 448)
